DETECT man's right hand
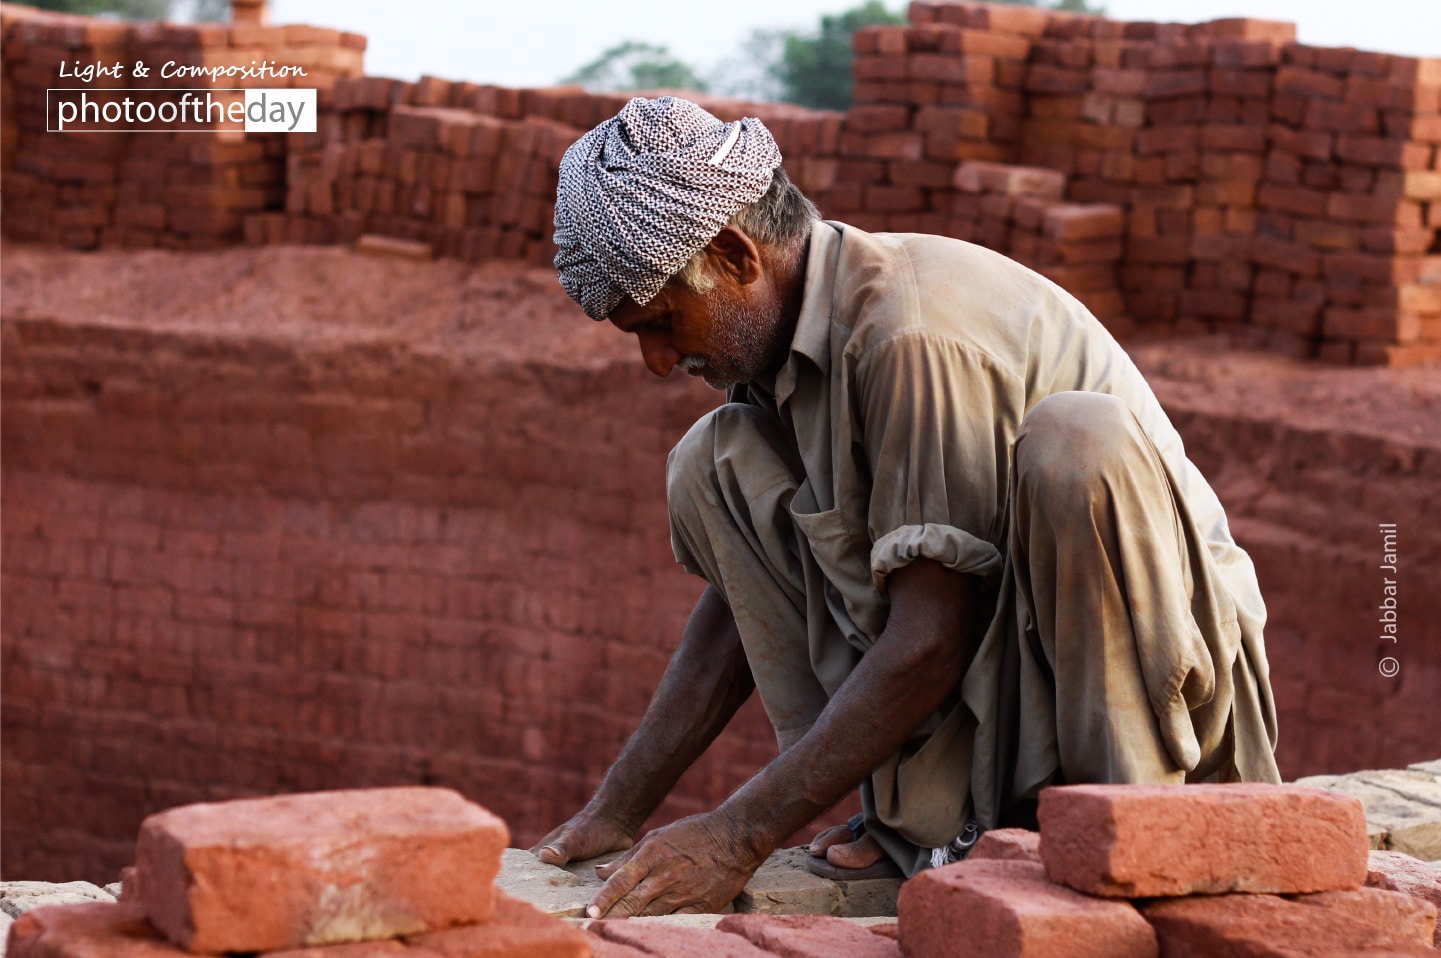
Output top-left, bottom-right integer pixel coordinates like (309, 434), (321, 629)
(530, 804), (635, 867)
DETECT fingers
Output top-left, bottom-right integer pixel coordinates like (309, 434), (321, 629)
(587, 859), (652, 919)
(807, 823), (854, 857)
(594, 847), (636, 881)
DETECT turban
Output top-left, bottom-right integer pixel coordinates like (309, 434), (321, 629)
(553, 96), (783, 321)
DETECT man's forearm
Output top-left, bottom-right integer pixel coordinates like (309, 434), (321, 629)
(591, 585), (756, 833)
(717, 559), (983, 864)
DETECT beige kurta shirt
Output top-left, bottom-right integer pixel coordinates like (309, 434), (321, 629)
(721, 220), (1279, 843)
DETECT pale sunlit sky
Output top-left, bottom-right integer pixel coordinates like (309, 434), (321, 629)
(267, 0), (1438, 91)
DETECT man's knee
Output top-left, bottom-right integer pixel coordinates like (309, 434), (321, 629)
(667, 403), (777, 531)
(1015, 391), (1145, 503)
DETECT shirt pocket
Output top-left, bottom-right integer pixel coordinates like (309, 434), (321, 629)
(789, 479), (886, 640)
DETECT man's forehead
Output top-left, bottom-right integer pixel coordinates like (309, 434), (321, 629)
(606, 292), (667, 330)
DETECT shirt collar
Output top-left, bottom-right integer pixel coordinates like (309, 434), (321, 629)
(774, 219), (844, 406)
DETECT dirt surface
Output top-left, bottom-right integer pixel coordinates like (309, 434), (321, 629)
(3, 241), (1438, 448)
(0, 242), (628, 371)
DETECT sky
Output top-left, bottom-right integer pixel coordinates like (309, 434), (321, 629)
(266, 0), (1439, 91)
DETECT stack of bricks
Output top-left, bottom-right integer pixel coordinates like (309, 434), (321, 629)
(1259, 45), (1441, 365)
(5, 787), (594, 957)
(839, 15), (1032, 233)
(273, 75), (844, 263)
(899, 783), (1441, 957)
(0, 1), (363, 250)
(950, 160), (1126, 327)
(1012, 18), (1296, 332)
(272, 84), (582, 263)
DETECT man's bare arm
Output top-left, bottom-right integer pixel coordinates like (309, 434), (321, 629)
(531, 585), (756, 866)
(587, 557), (981, 917)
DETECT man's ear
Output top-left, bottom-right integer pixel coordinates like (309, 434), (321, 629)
(704, 225), (763, 286)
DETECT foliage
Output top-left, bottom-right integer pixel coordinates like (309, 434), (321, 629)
(11, 0), (170, 16)
(562, 40), (710, 94)
(9, 0), (231, 19)
(768, 1), (906, 111)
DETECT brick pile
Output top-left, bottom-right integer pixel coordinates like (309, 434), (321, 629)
(270, 86), (583, 263)
(896, 783), (1441, 957)
(1260, 46), (1441, 365)
(950, 160), (1126, 325)
(272, 75), (844, 264)
(0, 1), (363, 250)
(4, 787), (593, 957)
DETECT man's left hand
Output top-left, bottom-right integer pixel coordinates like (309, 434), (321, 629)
(585, 810), (762, 918)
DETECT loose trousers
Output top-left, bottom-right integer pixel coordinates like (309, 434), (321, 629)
(667, 390), (1281, 876)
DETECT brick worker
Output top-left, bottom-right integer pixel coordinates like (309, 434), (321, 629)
(535, 96), (1281, 918)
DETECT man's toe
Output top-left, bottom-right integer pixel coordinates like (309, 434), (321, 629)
(807, 823), (854, 857)
(825, 832), (884, 869)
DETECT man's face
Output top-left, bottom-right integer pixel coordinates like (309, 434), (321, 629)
(607, 270), (789, 390)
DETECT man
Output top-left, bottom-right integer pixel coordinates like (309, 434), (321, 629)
(534, 95), (1281, 919)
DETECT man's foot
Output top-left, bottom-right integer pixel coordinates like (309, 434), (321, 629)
(803, 814), (903, 880)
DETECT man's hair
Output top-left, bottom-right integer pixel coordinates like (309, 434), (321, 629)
(672, 165), (820, 295)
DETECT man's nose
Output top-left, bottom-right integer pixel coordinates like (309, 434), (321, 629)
(636, 329), (680, 377)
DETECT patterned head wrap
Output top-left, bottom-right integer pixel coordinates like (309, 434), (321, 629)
(553, 96), (783, 321)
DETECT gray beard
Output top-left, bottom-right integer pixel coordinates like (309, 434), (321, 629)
(686, 285), (788, 390)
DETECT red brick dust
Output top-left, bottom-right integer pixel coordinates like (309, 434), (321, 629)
(1142, 893), (1437, 957)
(5, 902), (184, 958)
(897, 859), (1157, 958)
(133, 787), (507, 953)
(404, 891), (590, 958)
(1367, 851), (1441, 947)
(589, 920), (773, 958)
(714, 913), (901, 958)
(968, 828), (1042, 863)
(1288, 887), (1437, 949)
(1038, 784), (1369, 898)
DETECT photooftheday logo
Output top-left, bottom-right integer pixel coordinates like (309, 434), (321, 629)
(48, 88), (316, 133)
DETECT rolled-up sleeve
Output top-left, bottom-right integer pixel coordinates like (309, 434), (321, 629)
(858, 330), (1024, 592)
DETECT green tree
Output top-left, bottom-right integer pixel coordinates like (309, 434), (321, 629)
(11, 0), (170, 16)
(769, 1), (906, 111)
(562, 41), (709, 94)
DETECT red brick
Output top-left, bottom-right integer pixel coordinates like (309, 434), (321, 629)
(1328, 193), (1424, 226)
(1143, 894), (1435, 957)
(715, 913), (901, 958)
(899, 860), (1156, 958)
(4, 902), (185, 958)
(1290, 887), (1437, 948)
(133, 787), (508, 953)
(968, 828), (1042, 863)
(585, 935), (650, 958)
(954, 161), (1065, 198)
(590, 920), (771, 957)
(847, 104), (911, 134)
(406, 892), (589, 957)
(1368, 849), (1441, 945)
(1038, 784), (1368, 898)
